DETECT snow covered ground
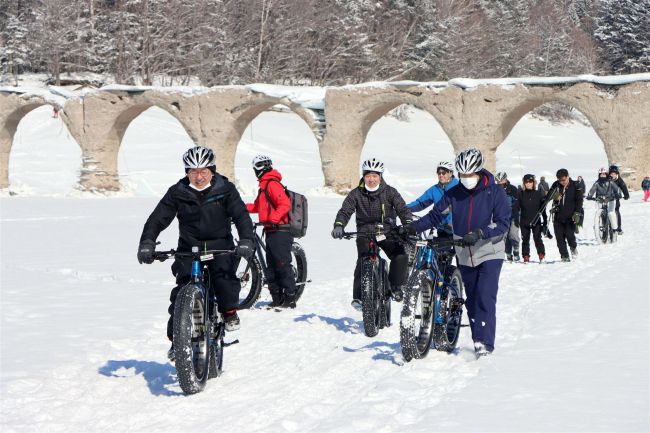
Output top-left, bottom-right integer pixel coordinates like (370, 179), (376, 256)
(1, 107), (649, 433)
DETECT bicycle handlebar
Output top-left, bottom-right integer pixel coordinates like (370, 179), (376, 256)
(153, 248), (237, 262)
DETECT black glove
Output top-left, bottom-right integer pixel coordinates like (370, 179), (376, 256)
(571, 211), (582, 224)
(462, 229), (484, 246)
(396, 224), (417, 238)
(331, 225), (344, 239)
(137, 239), (156, 264)
(235, 239), (255, 259)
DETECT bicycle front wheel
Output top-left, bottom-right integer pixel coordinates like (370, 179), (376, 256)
(434, 267), (465, 352)
(292, 242), (308, 301)
(237, 256), (263, 309)
(400, 270), (434, 361)
(361, 260), (381, 337)
(173, 283), (210, 394)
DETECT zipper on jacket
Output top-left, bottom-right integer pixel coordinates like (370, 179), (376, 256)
(468, 190), (475, 267)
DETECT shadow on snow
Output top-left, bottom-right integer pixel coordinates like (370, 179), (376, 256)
(294, 313), (364, 335)
(343, 341), (404, 366)
(98, 359), (182, 397)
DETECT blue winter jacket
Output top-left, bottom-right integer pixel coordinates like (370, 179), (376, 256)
(413, 169), (511, 266)
(407, 178), (459, 234)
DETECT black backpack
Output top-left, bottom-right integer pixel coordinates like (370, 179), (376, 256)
(262, 180), (308, 238)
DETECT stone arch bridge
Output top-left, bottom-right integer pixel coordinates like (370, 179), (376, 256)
(1, 75), (649, 192)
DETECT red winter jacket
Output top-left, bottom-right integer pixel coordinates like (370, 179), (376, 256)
(246, 169), (291, 227)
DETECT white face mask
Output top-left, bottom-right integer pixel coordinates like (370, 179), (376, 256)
(460, 176), (479, 190)
(365, 183), (380, 192)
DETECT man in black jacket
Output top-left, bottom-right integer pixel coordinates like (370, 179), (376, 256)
(608, 165), (629, 234)
(548, 168), (583, 262)
(137, 146), (255, 361)
(518, 174), (547, 263)
(496, 172), (521, 261)
(331, 157), (413, 309)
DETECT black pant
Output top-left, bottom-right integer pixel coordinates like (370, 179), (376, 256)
(353, 238), (407, 300)
(553, 219), (577, 258)
(166, 255), (240, 340)
(521, 225), (545, 257)
(264, 230), (296, 296)
(614, 199), (622, 230)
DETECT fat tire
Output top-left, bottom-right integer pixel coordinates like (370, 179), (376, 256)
(237, 256), (263, 309)
(208, 328), (224, 379)
(400, 270), (434, 361)
(361, 260), (380, 337)
(291, 242), (308, 301)
(173, 283), (210, 395)
(434, 268), (464, 352)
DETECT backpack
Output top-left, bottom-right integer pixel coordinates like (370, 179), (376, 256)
(262, 180), (308, 238)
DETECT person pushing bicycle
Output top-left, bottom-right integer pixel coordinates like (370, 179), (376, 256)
(137, 146), (255, 361)
(399, 148), (510, 357)
(246, 155), (299, 308)
(586, 167), (622, 232)
(331, 157), (413, 310)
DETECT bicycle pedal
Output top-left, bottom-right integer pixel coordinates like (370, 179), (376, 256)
(223, 339), (240, 347)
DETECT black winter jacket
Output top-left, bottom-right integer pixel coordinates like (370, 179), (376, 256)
(519, 188), (547, 227)
(334, 179), (413, 233)
(501, 181), (521, 221)
(548, 179), (583, 224)
(611, 176), (629, 200)
(140, 175), (254, 251)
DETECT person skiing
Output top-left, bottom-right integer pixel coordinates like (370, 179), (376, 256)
(407, 161), (459, 237)
(331, 157), (413, 309)
(400, 148), (510, 358)
(137, 146), (255, 361)
(538, 176), (550, 195)
(246, 155), (298, 308)
(548, 168), (583, 262)
(495, 171), (521, 261)
(608, 165), (629, 234)
(586, 167), (622, 232)
(518, 174), (547, 263)
(642, 175), (650, 202)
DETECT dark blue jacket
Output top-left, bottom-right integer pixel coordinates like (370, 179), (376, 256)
(413, 169), (511, 266)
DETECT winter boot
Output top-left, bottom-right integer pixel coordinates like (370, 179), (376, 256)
(167, 343), (175, 362)
(523, 255), (530, 263)
(513, 250), (520, 261)
(350, 299), (362, 311)
(561, 256), (571, 262)
(538, 253), (545, 263)
(282, 291), (297, 309)
(474, 342), (493, 358)
(269, 291), (284, 308)
(224, 309), (241, 331)
(506, 254), (513, 262)
(391, 285), (404, 302)
(570, 247), (578, 258)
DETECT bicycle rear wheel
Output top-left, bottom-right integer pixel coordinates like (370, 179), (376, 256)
(379, 261), (391, 328)
(400, 270), (434, 361)
(361, 260), (381, 337)
(237, 256), (263, 309)
(208, 325), (224, 379)
(292, 242), (308, 301)
(173, 283), (210, 394)
(434, 268), (465, 352)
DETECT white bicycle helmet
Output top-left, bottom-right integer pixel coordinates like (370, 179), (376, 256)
(361, 157), (384, 174)
(495, 171), (508, 182)
(252, 154), (273, 171)
(455, 148), (484, 174)
(183, 146), (215, 169)
(437, 161), (454, 172)
(598, 167), (608, 175)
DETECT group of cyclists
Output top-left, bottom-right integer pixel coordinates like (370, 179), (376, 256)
(137, 145), (631, 361)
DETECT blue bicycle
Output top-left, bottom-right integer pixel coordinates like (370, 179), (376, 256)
(400, 236), (465, 361)
(154, 246), (239, 395)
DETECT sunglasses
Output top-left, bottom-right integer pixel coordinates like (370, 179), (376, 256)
(437, 170), (450, 175)
(524, 179), (534, 183)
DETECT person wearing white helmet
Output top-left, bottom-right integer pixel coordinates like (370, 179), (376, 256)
(246, 154), (298, 308)
(495, 171), (521, 261)
(400, 148), (510, 358)
(407, 161), (459, 237)
(332, 157), (413, 309)
(586, 167), (622, 236)
(137, 146), (255, 361)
